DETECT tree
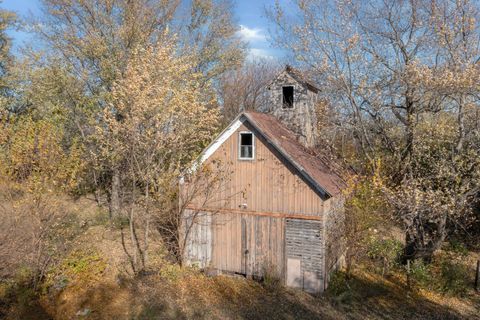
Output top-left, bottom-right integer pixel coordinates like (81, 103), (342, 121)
(218, 58), (281, 124)
(268, 0), (480, 260)
(94, 36), (219, 273)
(0, 4), (16, 113)
(180, 0), (246, 85)
(342, 175), (388, 276)
(35, 0), (181, 215)
(0, 114), (83, 286)
(35, 0), (245, 217)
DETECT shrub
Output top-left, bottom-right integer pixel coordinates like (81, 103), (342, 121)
(0, 268), (38, 315)
(439, 258), (469, 296)
(409, 259), (433, 288)
(42, 249), (107, 295)
(261, 263), (282, 291)
(326, 271), (357, 306)
(437, 242), (470, 296)
(367, 236), (403, 276)
(159, 263), (186, 282)
(326, 271), (350, 296)
(406, 241), (471, 296)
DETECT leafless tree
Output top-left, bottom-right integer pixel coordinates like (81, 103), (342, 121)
(268, 0), (480, 260)
(218, 58), (282, 124)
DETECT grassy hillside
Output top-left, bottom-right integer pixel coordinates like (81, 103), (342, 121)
(1, 197), (479, 320)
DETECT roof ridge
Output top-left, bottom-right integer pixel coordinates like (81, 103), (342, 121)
(284, 65), (319, 92)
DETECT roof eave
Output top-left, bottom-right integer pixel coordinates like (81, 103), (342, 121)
(184, 113), (244, 176)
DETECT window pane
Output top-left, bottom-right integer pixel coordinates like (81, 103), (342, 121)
(241, 146), (253, 158)
(241, 133), (252, 146)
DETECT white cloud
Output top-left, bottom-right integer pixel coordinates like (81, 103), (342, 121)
(238, 25), (267, 42)
(237, 25), (279, 60)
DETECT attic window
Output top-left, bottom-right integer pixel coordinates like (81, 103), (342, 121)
(282, 86), (294, 108)
(239, 132), (254, 160)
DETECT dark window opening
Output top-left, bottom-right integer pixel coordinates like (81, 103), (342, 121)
(282, 86), (294, 108)
(239, 132), (254, 159)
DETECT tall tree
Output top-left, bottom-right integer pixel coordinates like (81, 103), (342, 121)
(218, 58), (281, 124)
(268, 0), (480, 260)
(34, 0), (245, 216)
(95, 37), (219, 273)
(181, 0), (246, 84)
(35, 0), (181, 215)
(0, 4), (16, 113)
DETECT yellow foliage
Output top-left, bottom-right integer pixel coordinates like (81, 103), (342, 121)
(95, 34), (220, 185)
(0, 115), (84, 195)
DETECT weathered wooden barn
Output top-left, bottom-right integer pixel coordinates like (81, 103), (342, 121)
(180, 66), (346, 293)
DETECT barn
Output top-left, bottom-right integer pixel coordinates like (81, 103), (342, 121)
(180, 66), (346, 293)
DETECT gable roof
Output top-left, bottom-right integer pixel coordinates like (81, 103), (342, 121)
(193, 111), (346, 198)
(284, 65), (320, 93)
(244, 111), (345, 197)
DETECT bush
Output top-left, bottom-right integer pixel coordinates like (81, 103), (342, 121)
(439, 258), (469, 296)
(367, 236), (403, 276)
(159, 263), (186, 282)
(437, 242), (470, 296)
(326, 271), (350, 296)
(326, 271), (357, 306)
(42, 249), (107, 295)
(409, 259), (433, 288)
(261, 263), (282, 291)
(0, 268), (38, 315)
(406, 241), (471, 296)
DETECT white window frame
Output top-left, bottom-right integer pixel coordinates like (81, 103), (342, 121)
(281, 85), (295, 109)
(238, 131), (255, 160)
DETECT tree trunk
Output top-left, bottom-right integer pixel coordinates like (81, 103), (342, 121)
(129, 206), (138, 274)
(403, 229), (417, 263)
(403, 213), (447, 262)
(110, 167), (121, 218)
(456, 98), (465, 153)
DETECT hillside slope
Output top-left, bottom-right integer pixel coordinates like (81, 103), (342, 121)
(1, 198), (479, 320)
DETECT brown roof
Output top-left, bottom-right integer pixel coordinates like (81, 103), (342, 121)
(285, 65), (319, 93)
(243, 111), (346, 197)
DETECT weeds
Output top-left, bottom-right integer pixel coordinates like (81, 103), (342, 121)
(366, 236), (403, 276)
(261, 263), (282, 291)
(42, 249), (107, 295)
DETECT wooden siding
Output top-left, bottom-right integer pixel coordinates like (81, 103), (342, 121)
(180, 112), (339, 294)
(182, 211), (212, 268)
(186, 121), (324, 217)
(183, 209), (284, 278)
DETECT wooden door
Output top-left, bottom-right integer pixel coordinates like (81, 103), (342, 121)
(211, 214), (285, 278)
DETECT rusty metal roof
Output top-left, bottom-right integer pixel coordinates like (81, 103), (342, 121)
(285, 65), (319, 93)
(243, 111), (346, 197)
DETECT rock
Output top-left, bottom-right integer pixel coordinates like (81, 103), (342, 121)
(76, 308), (91, 317)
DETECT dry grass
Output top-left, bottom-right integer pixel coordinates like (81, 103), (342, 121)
(29, 260), (479, 320)
(1, 197), (479, 320)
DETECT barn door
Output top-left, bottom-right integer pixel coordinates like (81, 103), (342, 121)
(285, 219), (324, 293)
(183, 211), (212, 268)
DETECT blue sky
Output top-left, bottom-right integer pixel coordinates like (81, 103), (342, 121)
(1, 0), (284, 59)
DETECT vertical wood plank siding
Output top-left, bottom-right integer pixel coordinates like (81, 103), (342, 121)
(184, 209), (285, 278)
(187, 122), (324, 216)
(181, 119), (333, 290)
